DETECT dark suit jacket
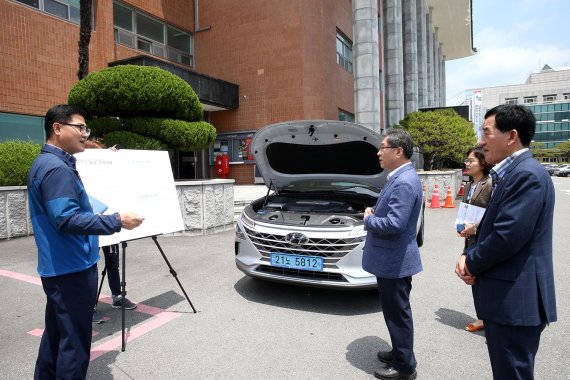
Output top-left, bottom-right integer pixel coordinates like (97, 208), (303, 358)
(463, 175), (492, 249)
(362, 164), (423, 279)
(465, 151), (557, 326)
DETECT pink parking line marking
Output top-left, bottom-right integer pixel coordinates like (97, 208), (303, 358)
(28, 328), (99, 337)
(97, 296), (163, 316)
(28, 329), (44, 337)
(90, 311), (183, 360)
(4, 267), (187, 360)
(0, 269), (42, 286)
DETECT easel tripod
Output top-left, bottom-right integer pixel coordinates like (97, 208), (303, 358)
(95, 235), (196, 351)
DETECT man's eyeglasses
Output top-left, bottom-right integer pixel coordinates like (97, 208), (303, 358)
(379, 146), (398, 151)
(60, 122), (91, 136)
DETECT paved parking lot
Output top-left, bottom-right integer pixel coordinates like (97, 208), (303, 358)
(1, 180), (569, 379)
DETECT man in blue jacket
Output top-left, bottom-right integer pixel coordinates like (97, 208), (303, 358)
(456, 104), (556, 379)
(363, 128), (423, 380)
(28, 104), (144, 379)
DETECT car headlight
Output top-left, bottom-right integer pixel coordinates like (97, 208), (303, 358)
(242, 212), (255, 229)
(235, 226), (246, 240)
(348, 225), (367, 237)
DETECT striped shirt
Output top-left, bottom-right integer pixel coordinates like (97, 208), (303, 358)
(489, 148), (529, 193)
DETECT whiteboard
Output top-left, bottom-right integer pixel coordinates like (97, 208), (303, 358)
(75, 149), (184, 246)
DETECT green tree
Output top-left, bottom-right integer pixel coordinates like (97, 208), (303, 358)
(399, 109), (477, 171)
(554, 141), (570, 157)
(68, 65), (216, 152)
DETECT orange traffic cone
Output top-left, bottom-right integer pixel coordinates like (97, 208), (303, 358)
(442, 186), (456, 208)
(457, 182), (465, 197)
(429, 185), (441, 208)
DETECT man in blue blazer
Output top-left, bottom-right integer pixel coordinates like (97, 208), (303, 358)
(456, 104), (556, 379)
(363, 128), (423, 380)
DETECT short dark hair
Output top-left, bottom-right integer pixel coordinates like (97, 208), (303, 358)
(466, 146), (492, 176)
(484, 104), (536, 147)
(383, 128), (413, 159)
(44, 104), (88, 140)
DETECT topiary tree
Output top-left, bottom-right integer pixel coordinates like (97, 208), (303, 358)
(67, 65), (216, 152)
(399, 109), (477, 171)
(0, 140), (41, 186)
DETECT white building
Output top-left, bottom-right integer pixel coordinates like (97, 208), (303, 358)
(466, 65), (570, 147)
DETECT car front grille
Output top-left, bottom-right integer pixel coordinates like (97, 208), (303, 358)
(255, 265), (347, 282)
(243, 226), (364, 268)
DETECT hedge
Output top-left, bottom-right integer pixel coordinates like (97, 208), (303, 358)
(87, 117), (123, 136)
(0, 140), (41, 186)
(123, 118), (216, 150)
(87, 117), (216, 151)
(102, 131), (168, 151)
(68, 65), (203, 122)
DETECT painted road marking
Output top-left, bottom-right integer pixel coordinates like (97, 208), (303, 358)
(2, 268), (186, 361)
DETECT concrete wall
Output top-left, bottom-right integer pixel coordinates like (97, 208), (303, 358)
(0, 180), (234, 240)
(418, 169), (463, 204)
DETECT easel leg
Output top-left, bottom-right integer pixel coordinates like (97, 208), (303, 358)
(95, 265), (107, 308)
(121, 241), (127, 351)
(151, 235), (197, 313)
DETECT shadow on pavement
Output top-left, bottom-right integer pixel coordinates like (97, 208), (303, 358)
(233, 276), (380, 316)
(434, 307), (485, 336)
(345, 335), (391, 376)
(88, 351), (121, 380)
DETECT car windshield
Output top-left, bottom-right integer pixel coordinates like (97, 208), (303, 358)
(279, 180), (379, 197)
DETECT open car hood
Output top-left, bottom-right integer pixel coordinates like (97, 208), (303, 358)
(252, 120), (386, 190)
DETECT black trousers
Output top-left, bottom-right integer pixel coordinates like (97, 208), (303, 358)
(34, 264), (98, 380)
(484, 320), (546, 380)
(102, 244), (121, 296)
(377, 276), (416, 373)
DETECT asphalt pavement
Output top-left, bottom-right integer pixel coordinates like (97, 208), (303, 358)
(1, 181), (569, 379)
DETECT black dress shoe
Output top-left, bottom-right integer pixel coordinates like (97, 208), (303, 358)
(374, 366), (417, 380)
(377, 350), (394, 364)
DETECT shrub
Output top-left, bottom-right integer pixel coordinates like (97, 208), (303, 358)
(123, 118), (216, 150)
(103, 131), (168, 151)
(0, 140), (41, 186)
(68, 65), (203, 121)
(87, 117), (123, 136)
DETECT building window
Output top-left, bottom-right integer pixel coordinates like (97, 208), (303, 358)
(338, 109), (355, 122)
(505, 98), (518, 105)
(209, 132), (256, 164)
(336, 31), (353, 73)
(543, 94), (557, 103)
(0, 112), (45, 144)
(113, 1), (193, 67)
(564, 93), (570, 100)
(524, 96), (537, 104)
(14, 0), (81, 24)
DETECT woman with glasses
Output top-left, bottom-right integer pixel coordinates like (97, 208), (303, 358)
(458, 146), (493, 333)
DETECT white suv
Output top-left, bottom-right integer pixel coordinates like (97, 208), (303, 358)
(234, 120), (424, 289)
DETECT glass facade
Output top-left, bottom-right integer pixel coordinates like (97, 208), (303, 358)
(14, 0), (81, 24)
(336, 31), (353, 73)
(528, 102), (570, 148)
(338, 109), (355, 122)
(113, 1), (194, 67)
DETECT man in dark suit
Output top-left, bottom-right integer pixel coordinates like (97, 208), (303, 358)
(363, 128), (423, 380)
(456, 104), (557, 379)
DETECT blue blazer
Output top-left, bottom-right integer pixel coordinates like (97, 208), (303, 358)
(466, 151), (557, 326)
(362, 164), (423, 279)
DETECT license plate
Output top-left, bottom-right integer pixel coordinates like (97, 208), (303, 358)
(270, 253), (323, 271)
